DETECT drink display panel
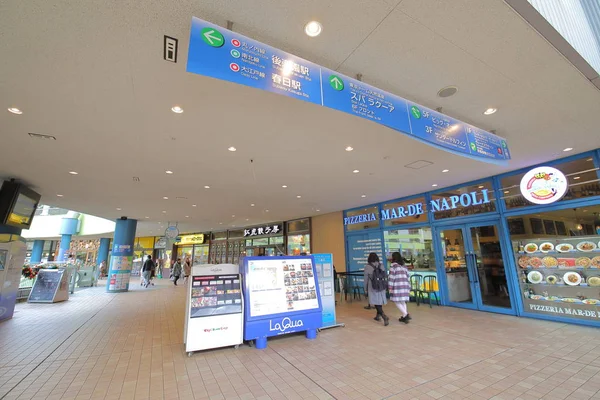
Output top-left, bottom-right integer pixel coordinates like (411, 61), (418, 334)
(190, 274), (242, 318)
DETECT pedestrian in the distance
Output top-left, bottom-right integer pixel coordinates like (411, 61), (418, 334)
(388, 252), (411, 323)
(141, 255), (154, 288)
(364, 253), (389, 326)
(183, 257), (192, 284)
(172, 258), (183, 286)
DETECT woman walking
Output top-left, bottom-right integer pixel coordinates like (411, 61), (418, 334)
(172, 258), (183, 286)
(389, 252), (411, 323)
(364, 253), (389, 326)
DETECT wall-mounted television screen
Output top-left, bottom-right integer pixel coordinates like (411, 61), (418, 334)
(0, 181), (41, 230)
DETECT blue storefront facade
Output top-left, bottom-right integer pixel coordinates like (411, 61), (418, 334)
(344, 149), (600, 327)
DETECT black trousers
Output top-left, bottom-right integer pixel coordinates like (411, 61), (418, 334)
(374, 305), (384, 316)
(173, 276), (180, 285)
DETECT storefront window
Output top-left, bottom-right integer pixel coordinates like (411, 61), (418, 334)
(509, 205), (600, 323)
(431, 181), (496, 219)
(501, 157), (600, 210)
(287, 218), (310, 233)
(193, 245), (209, 266)
(382, 197), (428, 227)
(288, 234), (310, 255)
(345, 206), (379, 231)
(383, 228), (435, 270)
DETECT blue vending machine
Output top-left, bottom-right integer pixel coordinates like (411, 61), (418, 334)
(242, 255), (323, 349)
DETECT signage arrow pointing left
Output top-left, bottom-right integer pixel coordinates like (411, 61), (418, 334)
(201, 27), (224, 48)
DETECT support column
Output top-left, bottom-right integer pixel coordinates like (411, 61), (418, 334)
(106, 218), (137, 293)
(30, 240), (44, 264)
(57, 234), (72, 262)
(96, 238), (110, 266)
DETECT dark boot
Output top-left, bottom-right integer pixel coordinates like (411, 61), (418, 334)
(383, 314), (390, 326)
(364, 305), (372, 310)
(374, 314), (381, 321)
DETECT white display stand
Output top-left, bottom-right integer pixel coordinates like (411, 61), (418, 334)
(184, 264), (243, 356)
(28, 269), (70, 303)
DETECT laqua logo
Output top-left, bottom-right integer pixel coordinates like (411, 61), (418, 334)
(210, 267), (222, 272)
(269, 317), (304, 332)
(203, 327), (228, 333)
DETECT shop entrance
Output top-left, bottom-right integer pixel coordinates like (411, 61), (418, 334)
(437, 222), (515, 314)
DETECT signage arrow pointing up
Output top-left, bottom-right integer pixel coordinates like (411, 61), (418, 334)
(329, 75), (344, 91)
(201, 27), (224, 47)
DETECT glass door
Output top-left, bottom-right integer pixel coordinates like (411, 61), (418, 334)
(439, 222), (514, 314)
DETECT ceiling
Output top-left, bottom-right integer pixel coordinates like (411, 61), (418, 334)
(2, 0), (600, 237)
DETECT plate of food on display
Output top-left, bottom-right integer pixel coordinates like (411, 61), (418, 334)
(524, 243), (539, 253)
(587, 276), (600, 287)
(575, 257), (592, 268)
(563, 271), (582, 286)
(591, 256), (600, 269)
(546, 296), (560, 301)
(530, 294), (544, 300)
(539, 242), (554, 253)
(562, 298), (582, 303)
(542, 257), (558, 268)
(518, 256), (531, 269)
(556, 243), (574, 253)
(545, 275), (558, 285)
(558, 258), (576, 268)
(583, 299), (600, 305)
(527, 270), (544, 284)
(577, 241), (597, 252)
(529, 257), (543, 269)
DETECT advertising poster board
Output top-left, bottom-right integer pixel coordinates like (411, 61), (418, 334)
(28, 269), (69, 303)
(184, 264), (243, 355)
(313, 254), (342, 329)
(0, 239), (26, 322)
(243, 256), (322, 349)
(107, 244), (133, 292)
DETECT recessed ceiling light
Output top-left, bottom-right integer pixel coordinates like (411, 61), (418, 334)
(345, 146), (354, 152)
(353, 170), (359, 174)
(246, 218), (249, 221)
(304, 21), (322, 37)
(228, 146), (237, 152)
(162, 211), (166, 213)
(316, 209), (320, 212)
(204, 185), (210, 189)
(69, 171), (78, 175)
(219, 222), (223, 225)
(165, 170), (173, 174)
(56, 194), (63, 197)
(192, 204), (197, 207)
(145, 216), (149, 219)
(185, 215), (189, 218)
(432, 184), (438, 187)
(437, 86), (458, 98)
(116, 208), (121, 211)
(7, 107), (23, 115)
(282, 185), (288, 188)
(171, 106), (183, 114)
(442, 169), (449, 173)
(296, 195), (302, 198)
(232, 215), (235, 217)
(483, 108), (497, 115)
(265, 209), (269, 212)
(583, 209), (588, 212)
(361, 194), (366, 198)
(163, 196), (168, 200)
(563, 147), (573, 152)
(250, 203), (255, 207)
(573, 176), (581, 180)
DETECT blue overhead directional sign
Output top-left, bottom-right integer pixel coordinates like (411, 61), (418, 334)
(187, 17), (511, 163)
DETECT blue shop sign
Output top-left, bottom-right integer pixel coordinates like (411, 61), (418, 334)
(380, 189), (491, 221)
(186, 17), (510, 163)
(344, 213), (378, 226)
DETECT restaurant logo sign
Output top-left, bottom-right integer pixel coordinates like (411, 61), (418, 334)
(520, 166), (568, 205)
(244, 224), (282, 237)
(344, 213), (378, 225)
(177, 234), (205, 245)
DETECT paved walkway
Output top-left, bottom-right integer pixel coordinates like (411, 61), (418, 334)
(1, 279), (600, 400)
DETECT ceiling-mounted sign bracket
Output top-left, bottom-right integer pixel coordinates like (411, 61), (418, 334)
(227, 20), (234, 31)
(163, 35), (178, 63)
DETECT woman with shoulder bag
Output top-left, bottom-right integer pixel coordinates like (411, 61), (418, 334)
(389, 252), (411, 323)
(364, 253), (389, 326)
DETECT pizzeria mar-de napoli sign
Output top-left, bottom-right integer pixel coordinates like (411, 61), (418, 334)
(344, 189), (491, 225)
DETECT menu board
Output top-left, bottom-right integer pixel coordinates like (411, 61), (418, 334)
(29, 269), (64, 302)
(246, 258), (318, 317)
(190, 274), (242, 318)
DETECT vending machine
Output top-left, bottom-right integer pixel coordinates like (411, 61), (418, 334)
(184, 264), (244, 356)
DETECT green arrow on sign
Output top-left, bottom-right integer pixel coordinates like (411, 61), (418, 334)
(201, 27), (224, 47)
(410, 106), (421, 119)
(470, 142), (477, 151)
(329, 75), (344, 91)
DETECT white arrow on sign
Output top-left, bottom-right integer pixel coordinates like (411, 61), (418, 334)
(331, 77), (343, 89)
(203, 29), (223, 46)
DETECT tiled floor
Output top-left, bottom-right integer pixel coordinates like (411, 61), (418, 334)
(1, 280), (600, 400)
